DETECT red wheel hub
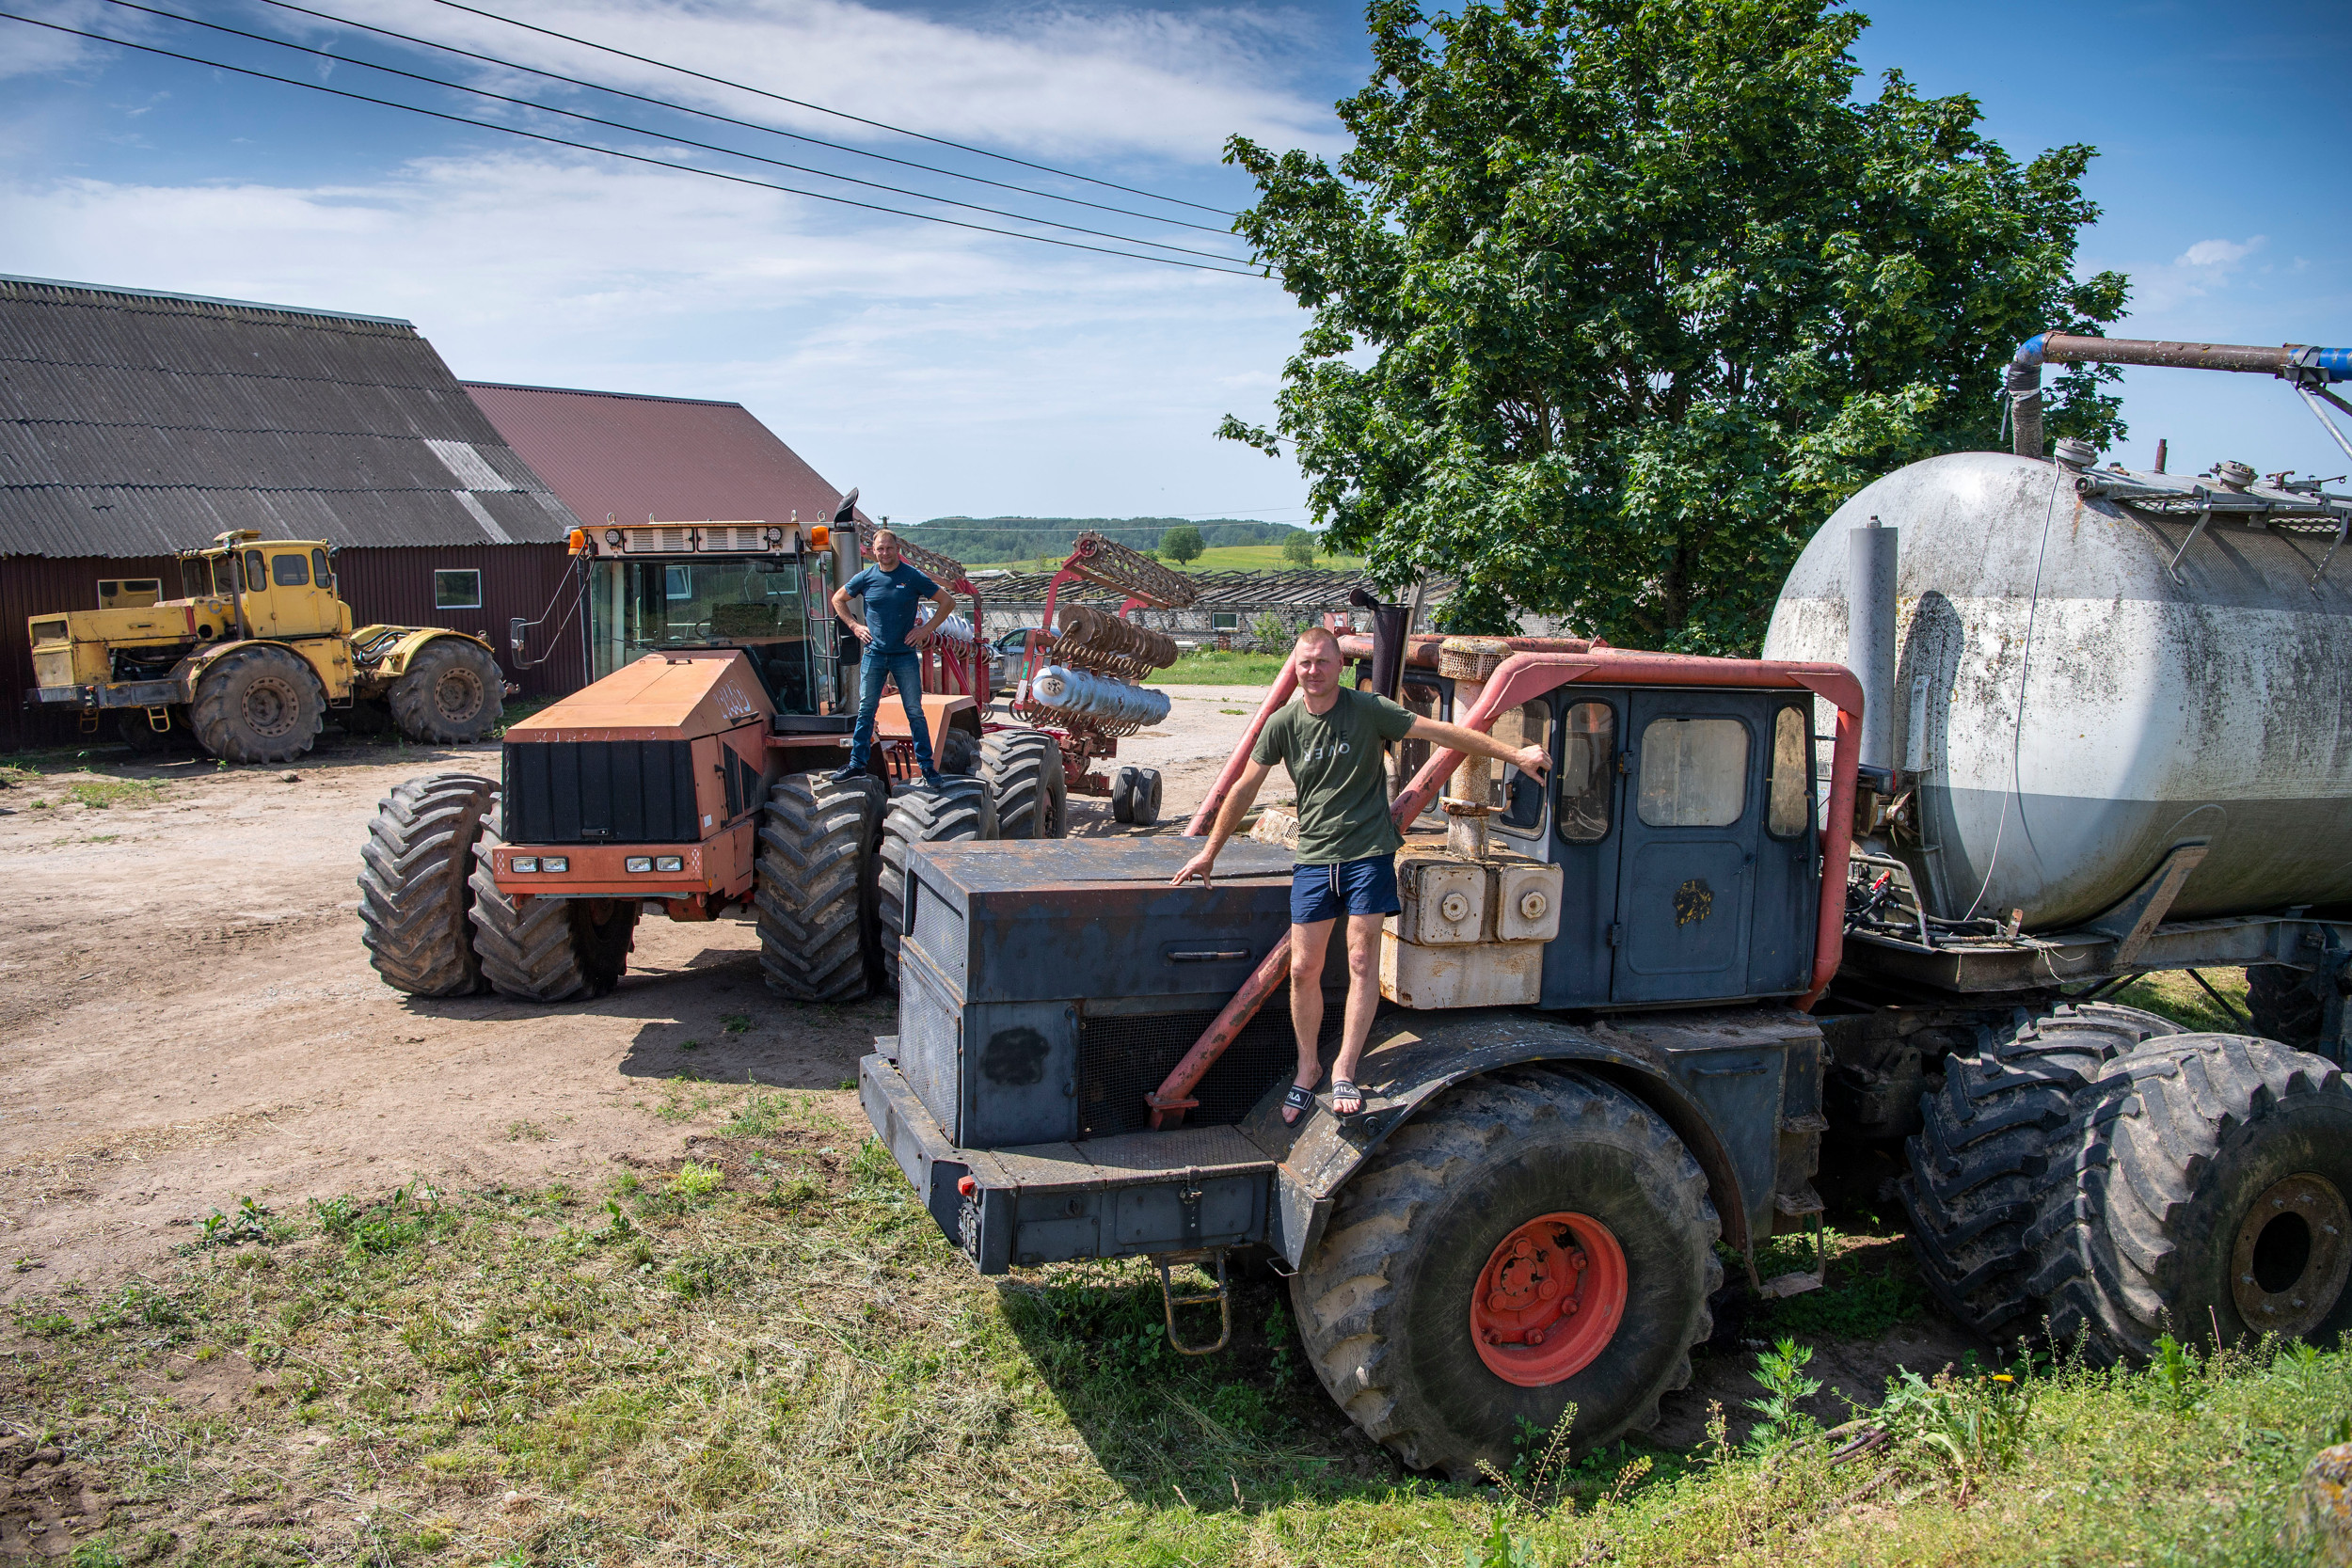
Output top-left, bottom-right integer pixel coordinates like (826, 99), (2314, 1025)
(1469, 1212), (1628, 1386)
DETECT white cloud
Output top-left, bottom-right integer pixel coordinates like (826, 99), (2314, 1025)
(2176, 235), (2265, 268)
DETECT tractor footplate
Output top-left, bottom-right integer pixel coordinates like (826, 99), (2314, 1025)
(1155, 1247), (1232, 1355)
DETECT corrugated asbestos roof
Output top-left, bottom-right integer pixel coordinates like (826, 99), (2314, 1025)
(0, 275), (580, 558)
(462, 382), (861, 533)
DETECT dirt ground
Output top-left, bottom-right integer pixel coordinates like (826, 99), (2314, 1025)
(0, 687), (1274, 1302)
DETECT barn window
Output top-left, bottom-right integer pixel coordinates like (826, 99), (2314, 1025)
(434, 569), (483, 610)
(1210, 611), (1239, 631)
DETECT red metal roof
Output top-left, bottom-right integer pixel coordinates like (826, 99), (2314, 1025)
(462, 382), (863, 533)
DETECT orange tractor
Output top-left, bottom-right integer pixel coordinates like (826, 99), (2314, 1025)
(356, 499), (1182, 1004)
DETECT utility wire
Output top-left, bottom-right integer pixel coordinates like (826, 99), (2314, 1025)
(81, 0), (1250, 264)
(425, 0), (1237, 219)
(1, 14), (1264, 277)
(232, 0), (1239, 237)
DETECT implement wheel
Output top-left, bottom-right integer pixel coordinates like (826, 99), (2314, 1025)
(1290, 1066), (1718, 1477)
(189, 643), (324, 763)
(877, 777), (997, 990)
(2248, 964), (2338, 1055)
(2031, 1033), (2352, 1362)
(467, 802), (636, 1001)
(358, 772), (494, 996)
(389, 638), (503, 746)
(980, 729), (1067, 840)
(755, 772), (884, 1003)
(1899, 1003), (2180, 1338)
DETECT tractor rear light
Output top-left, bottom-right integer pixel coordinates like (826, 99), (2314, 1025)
(511, 856), (538, 873)
(626, 856), (654, 873)
(541, 856), (568, 873)
(655, 855), (685, 872)
(957, 1175), (977, 1196)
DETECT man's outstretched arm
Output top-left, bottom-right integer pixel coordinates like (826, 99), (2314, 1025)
(1169, 758), (1272, 887)
(1405, 715), (1550, 781)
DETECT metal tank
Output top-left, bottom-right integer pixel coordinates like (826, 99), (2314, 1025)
(1764, 447), (2352, 930)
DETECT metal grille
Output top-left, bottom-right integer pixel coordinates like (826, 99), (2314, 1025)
(501, 738), (696, 844)
(910, 891), (967, 989)
(1078, 1006), (1340, 1139)
(898, 968), (962, 1133)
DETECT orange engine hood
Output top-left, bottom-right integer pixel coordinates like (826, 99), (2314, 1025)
(506, 649), (775, 742)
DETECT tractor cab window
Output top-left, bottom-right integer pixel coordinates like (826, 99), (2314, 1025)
(244, 550), (266, 593)
(1637, 717), (1748, 828)
(272, 553), (310, 587)
(312, 549), (333, 588)
(1497, 702), (1551, 832)
(1767, 706), (1809, 838)
(589, 556), (820, 713)
(1555, 702), (1615, 845)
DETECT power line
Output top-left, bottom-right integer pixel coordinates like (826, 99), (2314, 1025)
(83, 0), (1250, 264)
(426, 0), (1236, 219)
(2, 13), (1265, 277)
(238, 0), (1240, 238)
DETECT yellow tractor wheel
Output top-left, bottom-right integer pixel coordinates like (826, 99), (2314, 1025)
(389, 639), (504, 746)
(189, 644), (325, 764)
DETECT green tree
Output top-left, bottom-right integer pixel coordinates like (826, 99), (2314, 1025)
(1217, 0), (2128, 654)
(1161, 524), (1207, 565)
(1281, 530), (1319, 565)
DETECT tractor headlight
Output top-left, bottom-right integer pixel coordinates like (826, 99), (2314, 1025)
(625, 856), (653, 873)
(541, 856), (568, 873)
(655, 855), (684, 872)
(512, 856), (538, 873)
(606, 528), (623, 546)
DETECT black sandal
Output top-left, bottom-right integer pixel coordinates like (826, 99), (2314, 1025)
(1331, 1080), (1365, 1117)
(1279, 1083), (1317, 1125)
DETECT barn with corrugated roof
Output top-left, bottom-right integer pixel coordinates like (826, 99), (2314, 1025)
(0, 274), (586, 750)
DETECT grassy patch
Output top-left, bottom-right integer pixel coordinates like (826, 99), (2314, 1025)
(2110, 965), (2253, 1032)
(65, 776), (162, 810)
(1152, 651), (1290, 687)
(1752, 1225), (1929, 1341)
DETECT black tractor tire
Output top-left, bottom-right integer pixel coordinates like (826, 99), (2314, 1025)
(1112, 765), (1138, 824)
(754, 772), (884, 1003)
(1132, 767), (1163, 827)
(877, 777), (997, 989)
(189, 643), (325, 764)
(1899, 1003), (2182, 1338)
(980, 729), (1067, 840)
(937, 723), (981, 778)
(2028, 1033), (2352, 1363)
(1290, 1066), (1720, 1478)
(388, 638), (504, 746)
(2248, 964), (2337, 1054)
(357, 772), (495, 997)
(467, 803), (637, 1001)
(116, 706), (190, 753)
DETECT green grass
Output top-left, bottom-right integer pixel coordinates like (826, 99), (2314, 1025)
(1150, 650), (1291, 687)
(2111, 965), (2254, 1033)
(64, 776), (162, 810)
(14, 1080), (2351, 1566)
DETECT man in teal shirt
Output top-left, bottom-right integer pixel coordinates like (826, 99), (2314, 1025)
(1171, 626), (1549, 1121)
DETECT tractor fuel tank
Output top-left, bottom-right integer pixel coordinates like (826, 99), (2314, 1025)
(1766, 451), (2352, 929)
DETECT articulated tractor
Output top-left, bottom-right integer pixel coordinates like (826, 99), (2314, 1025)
(862, 333), (2352, 1476)
(24, 529), (503, 760)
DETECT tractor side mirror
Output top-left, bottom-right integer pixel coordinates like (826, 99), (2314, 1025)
(509, 616), (528, 658)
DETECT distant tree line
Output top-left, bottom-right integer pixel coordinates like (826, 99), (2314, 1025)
(900, 516), (1304, 565)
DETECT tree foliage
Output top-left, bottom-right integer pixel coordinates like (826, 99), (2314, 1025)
(1282, 530), (1320, 564)
(1160, 524), (1207, 564)
(1218, 0), (2129, 653)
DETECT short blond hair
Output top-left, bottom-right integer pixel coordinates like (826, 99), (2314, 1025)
(1295, 624), (1342, 657)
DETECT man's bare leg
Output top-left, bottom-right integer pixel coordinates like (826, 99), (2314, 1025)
(1328, 911), (1386, 1114)
(1283, 918), (1336, 1122)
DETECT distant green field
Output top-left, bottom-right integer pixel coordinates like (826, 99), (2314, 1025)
(971, 543), (1360, 572)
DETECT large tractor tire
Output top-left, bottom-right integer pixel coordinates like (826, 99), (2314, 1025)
(755, 772), (884, 1003)
(388, 638), (503, 746)
(877, 777), (997, 989)
(467, 803), (637, 1001)
(1291, 1066), (1720, 1478)
(189, 643), (325, 764)
(1899, 1003), (2181, 1338)
(117, 707), (191, 753)
(937, 723), (981, 778)
(2247, 964), (2339, 1055)
(980, 729), (1067, 840)
(357, 772), (495, 997)
(2029, 1033), (2352, 1363)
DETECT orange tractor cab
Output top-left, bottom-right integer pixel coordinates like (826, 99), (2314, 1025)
(357, 496), (1063, 1005)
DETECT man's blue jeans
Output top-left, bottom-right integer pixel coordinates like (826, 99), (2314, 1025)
(848, 646), (934, 772)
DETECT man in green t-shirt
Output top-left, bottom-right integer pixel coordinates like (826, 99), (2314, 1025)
(1171, 626), (1549, 1122)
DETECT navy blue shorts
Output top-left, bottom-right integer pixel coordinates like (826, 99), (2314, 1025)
(1291, 854), (1402, 925)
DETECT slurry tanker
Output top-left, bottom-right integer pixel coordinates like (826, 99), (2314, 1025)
(842, 331), (2352, 1475)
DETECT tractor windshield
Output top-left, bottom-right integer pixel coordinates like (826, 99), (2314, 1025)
(587, 556), (828, 714)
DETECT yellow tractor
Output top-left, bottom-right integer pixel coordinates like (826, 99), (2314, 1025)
(24, 530), (504, 763)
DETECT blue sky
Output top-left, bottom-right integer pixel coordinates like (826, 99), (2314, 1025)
(3, 0), (2347, 530)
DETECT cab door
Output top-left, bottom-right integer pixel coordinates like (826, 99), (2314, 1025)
(1609, 694), (1763, 1004)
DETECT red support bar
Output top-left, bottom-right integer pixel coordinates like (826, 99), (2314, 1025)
(1146, 939), (1293, 1130)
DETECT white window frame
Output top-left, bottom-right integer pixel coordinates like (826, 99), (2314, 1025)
(434, 568), (483, 610)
